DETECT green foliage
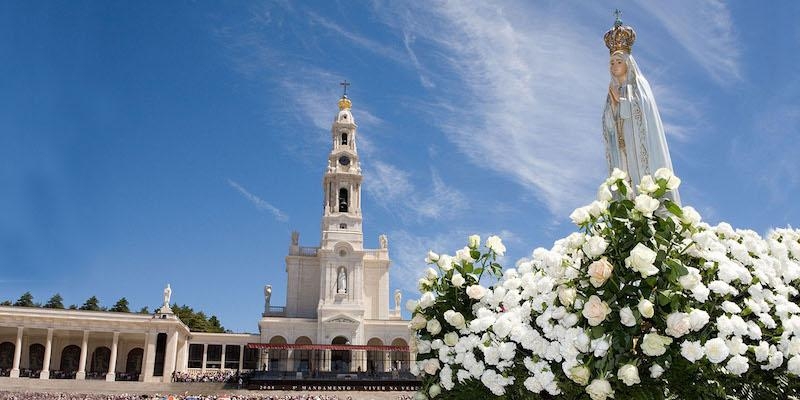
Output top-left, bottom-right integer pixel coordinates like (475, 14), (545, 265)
(138, 306), (150, 314)
(109, 297), (130, 312)
(171, 303), (226, 332)
(79, 295), (103, 311)
(14, 292), (35, 307)
(0, 300), (11, 306)
(44, 293), (65, 309)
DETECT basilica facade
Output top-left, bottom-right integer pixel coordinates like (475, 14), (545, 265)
(0, 95), (410, 383)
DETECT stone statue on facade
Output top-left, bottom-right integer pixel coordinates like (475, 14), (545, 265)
(379, 234), (388, 249)
(602, 12), (680, 204)
(291, 231), (299, 246)
(264, 285), (272, 314)
(163, 284), (171, 307)
(394, 289), (402, 312)
(337, 268), (347, 294)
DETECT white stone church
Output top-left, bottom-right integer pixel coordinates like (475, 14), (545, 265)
(0, 94), (411, 383)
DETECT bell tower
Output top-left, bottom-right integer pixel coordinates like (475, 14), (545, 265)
(320, 89), (364, 251)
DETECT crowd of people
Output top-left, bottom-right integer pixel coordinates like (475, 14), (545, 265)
(0, 393), (415, 400)
(172, 370), (238, 383)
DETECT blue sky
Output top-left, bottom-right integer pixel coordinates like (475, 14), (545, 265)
(2, 1), (799, 333)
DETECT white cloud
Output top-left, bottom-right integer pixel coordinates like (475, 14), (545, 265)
(364, 162), (467, 222)
(637, 0), (741, 85)
(227, 179), (289, 222)
(372, 3), (609, 214)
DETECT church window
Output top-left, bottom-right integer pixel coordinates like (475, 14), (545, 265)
(338, 188), (349, 212)
(341, 133), (348, 145)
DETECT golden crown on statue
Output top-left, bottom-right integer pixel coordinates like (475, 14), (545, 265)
(604, 10), (636, 54)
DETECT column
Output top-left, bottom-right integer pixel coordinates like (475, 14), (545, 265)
(106, 332), (119, 381)
(220, 344), (226, 370)
(263, 349), (269, 371)
(238, 345), (244, 371)
(40, 328), (54, 379)
(384, 351), (391, 372)
(176, 339), (188, 373)
(75, 330), (89, 380)
(201, 344), (208, 372)
(323, 349), (331, 372)
(9, 326), (23, 378)
(141, 332), (156, 382)
(163, 329), (178, 382)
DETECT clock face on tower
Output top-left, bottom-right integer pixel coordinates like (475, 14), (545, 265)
(338, 156), (351, 166)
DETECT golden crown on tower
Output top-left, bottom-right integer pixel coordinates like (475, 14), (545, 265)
(338, 95), (352, 110)
(604, 10), (636, 54)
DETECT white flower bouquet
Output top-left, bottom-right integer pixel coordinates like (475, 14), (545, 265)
(409, 169), (800, 399)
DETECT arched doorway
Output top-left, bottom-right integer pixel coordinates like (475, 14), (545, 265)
(0, 342), (14, 371)
(292, 336), (312, 373)
(366, 338), (385, 374)
(60, 345), (81, 373)
(29, 343), (45, 371)
(126, 348), (143, 374)
(391, 338), (410, 372)
(330, 336), (350, 373)
(267, 336), (287, 372)
(90, 346), (111, 374)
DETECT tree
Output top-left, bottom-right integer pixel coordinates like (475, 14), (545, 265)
(109, 297), (130, 313)
(137, 306), (150, 314)
(44, 294), (65, 309)
(68, 304), (78, 310)
(0, 300), (11, 306)
(79, 296), (102, 311)
(14, 292), (35, 307)
(208, 315), (224, 333)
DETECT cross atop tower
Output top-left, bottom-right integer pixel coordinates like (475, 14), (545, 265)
(613, 9), (623, 27)
(340, 80), (350, 96)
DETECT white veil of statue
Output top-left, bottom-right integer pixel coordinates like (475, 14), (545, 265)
(602, 15), (680, 204)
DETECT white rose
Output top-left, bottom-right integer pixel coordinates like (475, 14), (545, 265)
(423, 358), (440, 375)
(582, 295), (611, 326)
(426, 267), (439, 280)
(569, 365), (590, 386)
(454, 247), (474, 264)
(468, 235), (480, 248)
(587, 258), (614, 288)
(638, 299), (655, 319)
(688, 309), (710, 331)
(598, 183), (613, 202)
(626, 243), (659, 278)
(451, 273), (465, 288)
(409, 314), (427, 330)
(619, 307), (636, 327)
(618, 364), (640, 386)
(665, 312), (691, 338)
(591, 336), (611, 357)
(586, 378), (614, 400)
(558, 285), (577, 307)
(428, 383), (441, 398)
(437, 255), (454, 271)
(405, 300), (419, 312)
(425, 250), (440, 263)
(680, 206), (701, 225)
(570, 206), (591, 225)
(443, 332), (459, 347)
(634, 194), (660, 218)
(726, 354), (749, 376)
(649, 363), (664, 378)
(655, 168), (681, 190)
(443, 310), (466, 329)
(418, 277), (432, 290)
(419, 292), (436, 309)
(587, 200), (608, 218)
(721, 301), (742, 314)
(680, 340), (705, 363)
(486, 235), (506, 256)
(641, 333), (673, 356)
(704, 338), (730, 364)
(678, 267), (701, 290)
(788, 355), (800, 376)
(583, 236), (609, 259)
(637, 175), (658, 194)
(426, 319), (442, 335)
(466, 285), (487, 300)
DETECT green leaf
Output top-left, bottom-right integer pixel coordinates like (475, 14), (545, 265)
(664, 200), (683, 218)
(591, 325), (606, 339)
